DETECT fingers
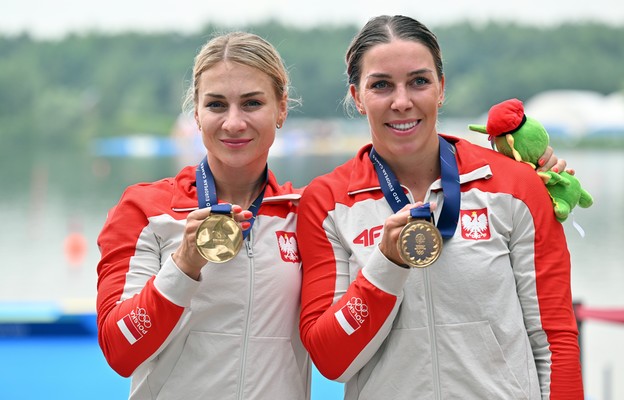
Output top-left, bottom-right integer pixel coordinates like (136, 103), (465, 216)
(189, 205), (251, 227)
(379, 202), (429, 265)
(552, 158), (567, 174)
(536, 146), (555, 172)
(175, 204), (251, 276)
(537, 146), (568, 173)
(231, 205), (253, 230)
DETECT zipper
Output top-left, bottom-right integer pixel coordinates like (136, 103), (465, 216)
(424, 267), (441, 399)
(236, 234), (255, 399)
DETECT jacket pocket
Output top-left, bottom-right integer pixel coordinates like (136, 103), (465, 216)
(355, 327), (433, 400)
(436, 321), (533, 399)
(156, 331), (241, 399)
(242, 335), (308, 400)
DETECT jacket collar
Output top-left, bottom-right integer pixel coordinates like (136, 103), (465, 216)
(346, 134), (492, 195)
(170, 165), (300, 212)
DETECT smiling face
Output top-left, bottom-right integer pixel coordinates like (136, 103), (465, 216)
(194, 60), (287, 175)
(350, 39), (445, 160)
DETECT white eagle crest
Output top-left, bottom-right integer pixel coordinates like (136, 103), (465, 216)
(278, 234), (299, 261)
(461, 211), (489, 239)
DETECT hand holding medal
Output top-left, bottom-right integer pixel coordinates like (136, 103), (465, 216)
(195, 203), (245, 263)
(370, 136), (461, 269)
(172, 205), (251, 279)
(190, 156), (266, 265)
(398, 203), (442, 268)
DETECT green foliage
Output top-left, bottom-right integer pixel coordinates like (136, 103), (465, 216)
(0, 22), (623, 150)
(436, 22), (624, 116)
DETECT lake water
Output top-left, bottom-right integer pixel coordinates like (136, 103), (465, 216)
(0, 140), (622, 399)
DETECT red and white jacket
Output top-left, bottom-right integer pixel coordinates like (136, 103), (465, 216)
(298, 136), (583, 400)
(96, 165), (309, 399)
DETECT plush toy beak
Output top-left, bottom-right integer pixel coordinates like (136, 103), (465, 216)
(468, 124), (496, 142)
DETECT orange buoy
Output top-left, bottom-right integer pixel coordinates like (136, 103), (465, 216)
(64, 231), (87, 267)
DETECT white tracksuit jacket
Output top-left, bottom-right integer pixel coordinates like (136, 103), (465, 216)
(97, 165), (310, 399)
(298, 136), (583, 400)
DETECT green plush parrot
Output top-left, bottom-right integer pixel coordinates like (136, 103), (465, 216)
(469, 98), (593, 222)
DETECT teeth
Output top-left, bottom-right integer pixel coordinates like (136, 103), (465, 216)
(388, 121), (417, 131)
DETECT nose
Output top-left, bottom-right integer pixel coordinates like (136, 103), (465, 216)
(391, 86), (413, 112)
(222, 107), (246, 133)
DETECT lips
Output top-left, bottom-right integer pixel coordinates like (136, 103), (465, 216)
(387, 120), (419, 131)
(222, 138), (252, 147)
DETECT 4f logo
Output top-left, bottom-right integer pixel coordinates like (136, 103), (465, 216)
(353, 225), (383, 247)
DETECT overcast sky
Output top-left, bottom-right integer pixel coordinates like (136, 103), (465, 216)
(3, 0), (623, 39)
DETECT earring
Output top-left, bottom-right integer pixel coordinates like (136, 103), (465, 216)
(438, 101), (443, 107)
(358, 108), (366, 115)
(276, 122), (282, 129)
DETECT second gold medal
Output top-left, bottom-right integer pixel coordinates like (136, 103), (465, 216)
(397, 206), (442, 268)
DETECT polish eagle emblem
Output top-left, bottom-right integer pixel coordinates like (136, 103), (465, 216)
(276, 231), (300, 263)
(460, 209), (490, 240)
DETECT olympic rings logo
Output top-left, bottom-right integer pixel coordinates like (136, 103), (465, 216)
(135, 307), (152, 329)
(350, 297), (369, 317)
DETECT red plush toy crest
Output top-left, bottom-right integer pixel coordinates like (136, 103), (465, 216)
(486, 98), (526, 140)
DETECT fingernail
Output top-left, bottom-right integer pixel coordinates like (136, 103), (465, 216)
(242, 222), (251, 229)
(552, 167), (558, 173)
(538, 159), (545, 166)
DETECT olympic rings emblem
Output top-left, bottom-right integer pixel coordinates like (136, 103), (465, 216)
(350, 297), (369, 317)
(136, 307), (152, 328)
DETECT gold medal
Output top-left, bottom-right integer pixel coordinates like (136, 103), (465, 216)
(398, 218), (442, 268)
(195, 213), (243, 263)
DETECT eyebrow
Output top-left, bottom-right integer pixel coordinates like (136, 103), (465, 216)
(202, 91), (265, 99)
(366, 68), (434, 79)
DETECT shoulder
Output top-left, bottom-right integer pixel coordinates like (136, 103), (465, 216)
(451, 136), (543, 183)
(122, 176), (177, 199)
(299, 146), (375, 217)
(266, 170), (303, 196)
(450, 136), (553, 216)
(304, 144), (371, 194)
(301, 156), (360, 209)
(113, 166), (195, 217)
(259, 170), (302, 215)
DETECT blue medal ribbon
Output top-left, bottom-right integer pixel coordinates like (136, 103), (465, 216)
(195, 156), (266, 239)
(369, 136), (460, 239)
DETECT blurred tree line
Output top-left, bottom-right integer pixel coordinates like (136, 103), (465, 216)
(1, 21), (623, 150)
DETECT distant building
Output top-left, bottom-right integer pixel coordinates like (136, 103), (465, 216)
(524, 90), (624, 141)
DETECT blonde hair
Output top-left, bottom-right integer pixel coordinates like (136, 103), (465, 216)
(182, 31), (294, 114)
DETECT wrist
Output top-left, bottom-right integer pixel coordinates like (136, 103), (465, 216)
(171, 252), (202, 281)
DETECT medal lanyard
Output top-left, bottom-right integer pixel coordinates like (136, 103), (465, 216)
(195, 156), (266, 239)
(369, 135), (460, 239)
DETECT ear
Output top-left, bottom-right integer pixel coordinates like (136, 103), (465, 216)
(277, 93), (288, 127)
(194, 108), (201, 130)
(349, 84), (364, 114)
(349, 84), (362, 110)
(438, 75), (445, 105)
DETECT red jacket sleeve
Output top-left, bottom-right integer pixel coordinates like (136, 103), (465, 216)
(515, 182), (584, 398)
(96, 189), (186, 377)
(297, 179), (409, 381)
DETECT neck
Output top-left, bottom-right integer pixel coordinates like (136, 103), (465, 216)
(206, 158), (267, 210)
(377, 140), (440, 202)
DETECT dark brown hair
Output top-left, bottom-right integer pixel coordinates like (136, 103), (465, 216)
(344, 15), (443, 113)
